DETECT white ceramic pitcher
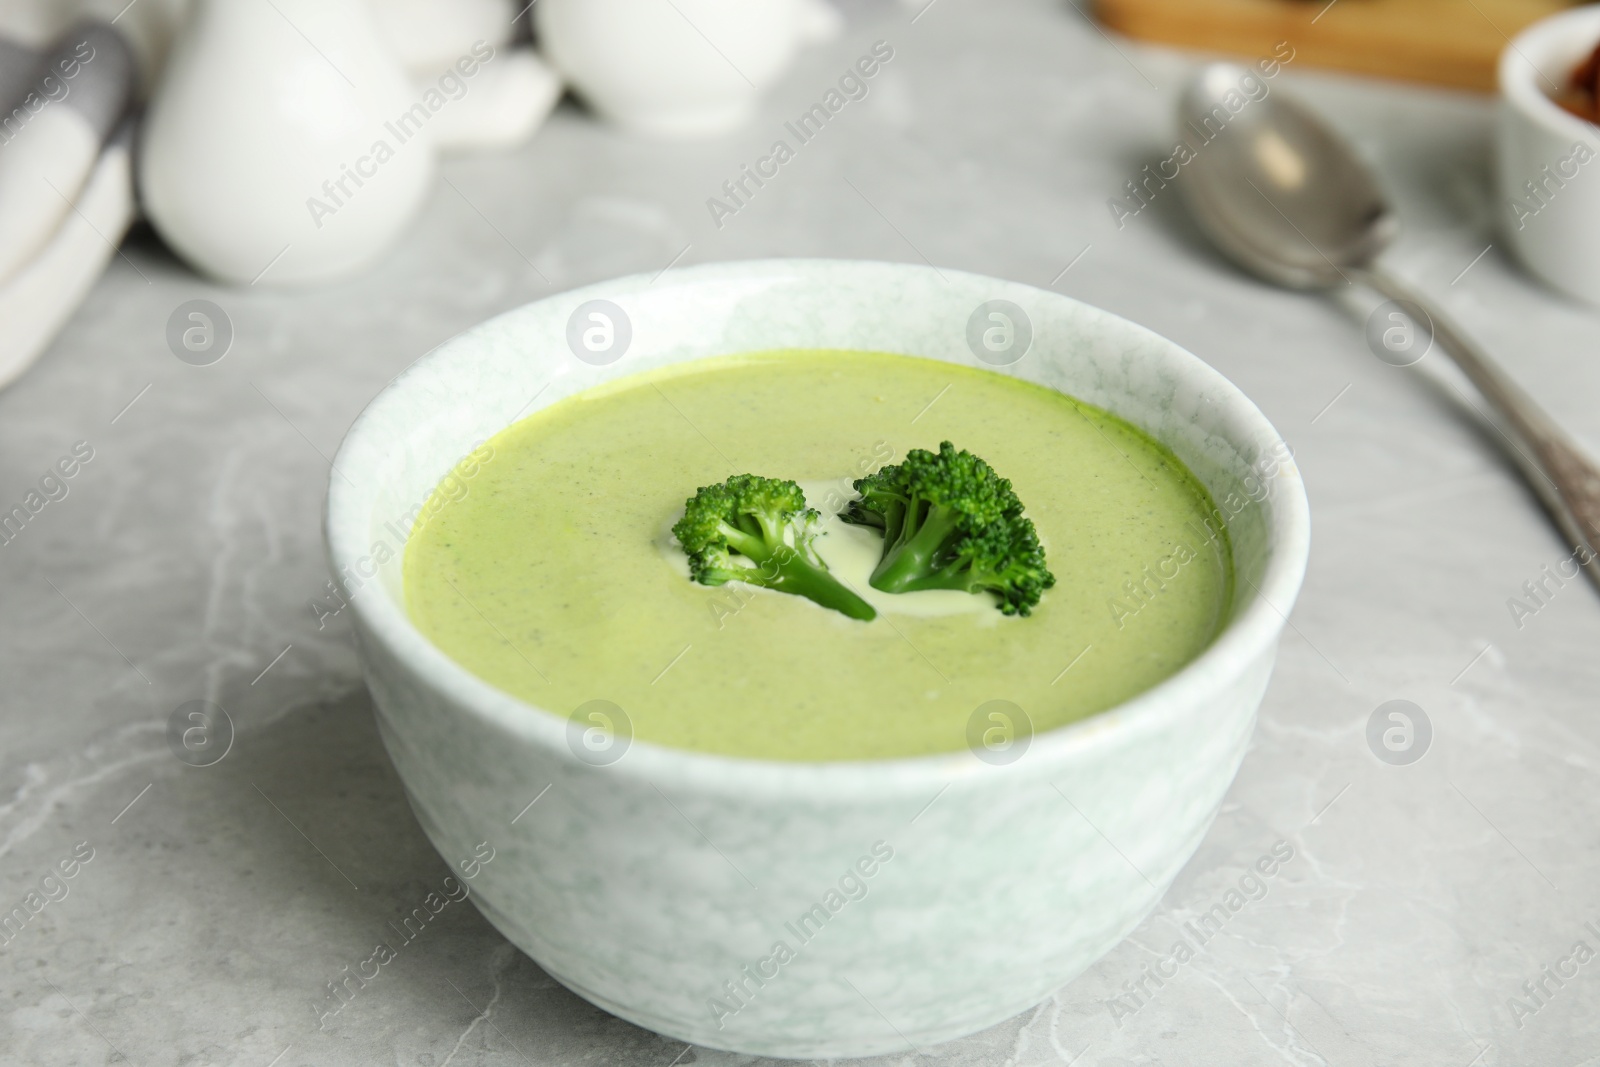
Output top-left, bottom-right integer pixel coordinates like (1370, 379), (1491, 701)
(140, 0), (435, 285)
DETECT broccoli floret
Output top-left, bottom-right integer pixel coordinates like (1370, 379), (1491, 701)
(672, 474), (876, 621)
(841, 441), (1055, 616)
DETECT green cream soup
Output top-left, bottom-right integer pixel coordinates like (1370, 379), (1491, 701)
(404, 351), (1232, 761)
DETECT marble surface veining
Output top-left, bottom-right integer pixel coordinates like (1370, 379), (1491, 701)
(2, 0), (1598, 1064)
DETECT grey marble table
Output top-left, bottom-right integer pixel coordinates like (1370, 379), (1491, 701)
(4, 0), (1598, 1064)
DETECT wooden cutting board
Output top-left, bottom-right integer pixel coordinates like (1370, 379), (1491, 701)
(1094, 0), (1577, 91)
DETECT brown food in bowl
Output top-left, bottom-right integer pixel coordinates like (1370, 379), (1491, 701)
(1556, 41), (1600, 122)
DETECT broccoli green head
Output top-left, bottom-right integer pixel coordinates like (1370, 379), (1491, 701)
(841, 441), (1055, 616)
(672, 474), (876, 621)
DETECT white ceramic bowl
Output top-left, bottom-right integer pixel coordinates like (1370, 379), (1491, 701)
(325, 259), (1310, 1058)
(535, 0), (829, 138)
(1497, 5), (1600, 305)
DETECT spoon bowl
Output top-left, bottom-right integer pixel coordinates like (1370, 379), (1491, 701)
(1178, 64), (1397, 289)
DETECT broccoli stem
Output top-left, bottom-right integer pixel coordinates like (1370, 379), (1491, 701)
(718, 521), (876, 621)
(767, 553), (877, 621)
(881, 562), (977, 594)
(869, 505), (962, 593)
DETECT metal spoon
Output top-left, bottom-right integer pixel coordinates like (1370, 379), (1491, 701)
(1176, 62), (1600, 594)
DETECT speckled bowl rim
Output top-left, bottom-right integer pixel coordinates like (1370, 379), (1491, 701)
(1499, 6), (1600, 141)
(326, 258), (1310, 799)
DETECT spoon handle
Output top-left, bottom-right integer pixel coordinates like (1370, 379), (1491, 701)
(1360, 265), (1600, 596)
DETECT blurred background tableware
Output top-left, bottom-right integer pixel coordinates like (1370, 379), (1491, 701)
(1496, 4), (1600, 306)
(369, 0), (518, 74)
(1178, 62), (1600, 593)
(139, 0), (438, 286)
(369, 0), (562, 151)
(0, 0), (851, 381)
(536, 0), (842, 137)
(0, 0), (564, 384)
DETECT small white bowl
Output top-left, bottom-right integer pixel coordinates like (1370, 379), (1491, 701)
(325, 259), (1310, 1058)
(1498, 5), (1600, 305)
(535, 0), (837, 138)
